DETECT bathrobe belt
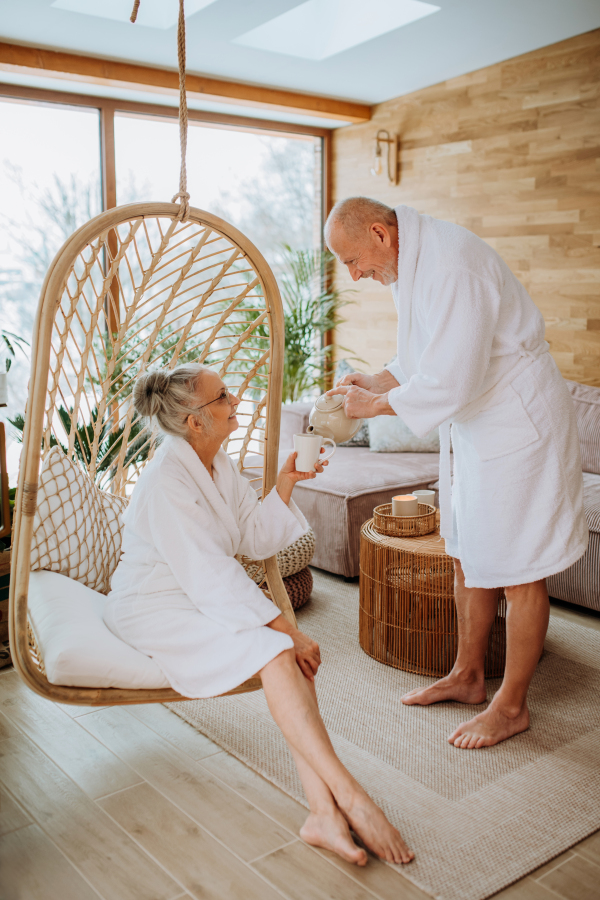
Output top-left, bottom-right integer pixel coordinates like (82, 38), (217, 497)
(438, 345), (550, 545)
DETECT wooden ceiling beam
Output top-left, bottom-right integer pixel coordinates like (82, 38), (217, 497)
(0, 42), (371, 124)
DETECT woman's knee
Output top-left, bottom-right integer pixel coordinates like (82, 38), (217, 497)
(259, 647), (296, 678)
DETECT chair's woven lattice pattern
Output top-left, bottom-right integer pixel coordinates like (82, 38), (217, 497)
(359, 519), (506, 678)
(43, 210), (272, 497)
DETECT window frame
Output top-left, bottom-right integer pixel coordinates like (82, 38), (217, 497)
(0, 80), (331, 231)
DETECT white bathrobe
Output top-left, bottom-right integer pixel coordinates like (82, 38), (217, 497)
(103, 436), (309, 698)
(385, 205), (588, 588)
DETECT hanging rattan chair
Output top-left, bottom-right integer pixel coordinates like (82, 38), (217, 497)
(9, 201), (295, 705)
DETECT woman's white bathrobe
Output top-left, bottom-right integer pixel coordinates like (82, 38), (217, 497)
(385, 205), (588, 589)
(103, 436), (309, 698)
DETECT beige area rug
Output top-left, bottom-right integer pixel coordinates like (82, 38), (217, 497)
(167, 570), (600, 900)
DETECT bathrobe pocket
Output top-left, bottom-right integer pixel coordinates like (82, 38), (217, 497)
(465, 383), (539, 461)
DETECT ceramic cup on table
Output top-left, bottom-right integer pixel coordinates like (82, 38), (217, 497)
(293, 433), (336, 473)
(413, 489), (436, 508)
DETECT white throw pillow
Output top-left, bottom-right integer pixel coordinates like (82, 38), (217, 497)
(28, 570), (169, 689)
(368, 416), (440, 453)
(31, 446), (127, 594)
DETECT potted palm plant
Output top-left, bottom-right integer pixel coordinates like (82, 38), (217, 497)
(278, 246), (355, 403)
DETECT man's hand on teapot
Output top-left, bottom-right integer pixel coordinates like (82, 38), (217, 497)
(331, 371), (376, 392)
(327, 384), (393, 420)
(328, 369), (400, 395)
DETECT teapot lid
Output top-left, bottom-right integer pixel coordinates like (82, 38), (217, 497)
(315, 393), (344, 412)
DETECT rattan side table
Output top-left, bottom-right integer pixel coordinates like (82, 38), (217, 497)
(359, 518), (506, 677)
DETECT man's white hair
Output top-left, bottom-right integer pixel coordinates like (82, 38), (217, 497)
(324, 196), (396, 249)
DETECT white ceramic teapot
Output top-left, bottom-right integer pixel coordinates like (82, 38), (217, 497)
(306, 392), (364, 444)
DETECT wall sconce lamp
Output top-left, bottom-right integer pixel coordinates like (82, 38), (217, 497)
(370, 129), (399, 185)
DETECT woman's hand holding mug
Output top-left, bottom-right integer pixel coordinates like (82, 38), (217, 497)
(276, 436), (334, 506)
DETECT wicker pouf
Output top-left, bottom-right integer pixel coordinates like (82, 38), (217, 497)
(283, 566), (313, 610)
(359, 519), (506, 677)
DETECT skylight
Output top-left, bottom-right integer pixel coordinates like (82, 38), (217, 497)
(234, 0), (440, 61)
(51, 0), (218, 30)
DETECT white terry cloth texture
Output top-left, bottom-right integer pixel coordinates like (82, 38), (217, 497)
(104, 436), (308, 698)
(385, 204), (587, 588)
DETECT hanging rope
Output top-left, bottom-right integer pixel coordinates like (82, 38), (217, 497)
(130, 0), (190, 220)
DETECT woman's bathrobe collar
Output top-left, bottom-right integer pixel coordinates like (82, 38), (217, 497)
(108, 436), (309, 636)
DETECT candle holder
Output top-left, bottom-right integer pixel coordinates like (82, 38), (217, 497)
(373, 502), (436, 538)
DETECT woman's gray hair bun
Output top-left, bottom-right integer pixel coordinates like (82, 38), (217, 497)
(133, 370), (170, 419)
(133, 363), (213, 439)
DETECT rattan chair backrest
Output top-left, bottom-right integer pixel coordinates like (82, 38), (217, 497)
(10, 202), (294, 706)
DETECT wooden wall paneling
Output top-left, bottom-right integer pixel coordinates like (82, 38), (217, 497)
(331, 28), (600, 386)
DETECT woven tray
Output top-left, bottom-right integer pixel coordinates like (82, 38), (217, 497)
(373, 502), (436, 537)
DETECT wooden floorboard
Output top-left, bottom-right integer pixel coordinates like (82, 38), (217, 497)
(0, 597), (598, 900)
(0, 823), (101, 900)
(98, 782), (287, 900)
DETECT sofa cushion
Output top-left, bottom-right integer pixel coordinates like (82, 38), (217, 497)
(547, 472), (600, 612)
(566, 380), (600, 475)
(583, 472), (600, 534)
(368, 416), (440, 453)
(28, 570), (170, 689)
(243, 447), (440, 577)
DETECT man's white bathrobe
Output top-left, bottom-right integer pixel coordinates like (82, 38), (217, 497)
(103, 436), (309, 698)
(385, 205), (588, 589)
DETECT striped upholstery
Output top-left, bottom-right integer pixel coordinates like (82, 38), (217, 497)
(547, 472), (600, 611)
(566, 380), (600, 475)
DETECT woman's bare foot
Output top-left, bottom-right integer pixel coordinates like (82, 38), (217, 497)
(339, 791), (414, 864)
(300, 810), (368, 866)
(402, 670), (487, 706)
(448, 701), (530, 749)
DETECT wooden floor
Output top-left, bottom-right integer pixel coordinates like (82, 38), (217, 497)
(0, 599), (599, 900)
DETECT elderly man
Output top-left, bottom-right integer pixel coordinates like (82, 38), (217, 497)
(326, 197), (587, 749)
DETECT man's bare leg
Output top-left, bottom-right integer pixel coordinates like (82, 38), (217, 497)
(260, 649), (414, 865)
(401, 559), (497, 706)
(448, 579), (549, 749)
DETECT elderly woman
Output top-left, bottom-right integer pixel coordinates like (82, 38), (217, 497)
(103, 363), (413, 868)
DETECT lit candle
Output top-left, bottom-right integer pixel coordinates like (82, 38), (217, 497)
(392, 494), (418, 517)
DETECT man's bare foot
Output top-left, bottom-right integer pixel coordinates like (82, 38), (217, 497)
(300, 810), (368, 866)
(340, 791), (414, 865)
(402, 670), (487, 707)
(448, 702), (530, 749)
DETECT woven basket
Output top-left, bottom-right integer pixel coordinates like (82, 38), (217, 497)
(359, 519), (506, 678)
(373, 503), (436, 538)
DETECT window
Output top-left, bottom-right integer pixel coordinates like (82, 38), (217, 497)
(0, 86), (327, 480)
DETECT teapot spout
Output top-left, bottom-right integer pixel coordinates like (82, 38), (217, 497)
(306, 422), (336, 441)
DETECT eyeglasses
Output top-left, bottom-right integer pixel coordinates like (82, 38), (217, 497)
(196, 388), (236, 411)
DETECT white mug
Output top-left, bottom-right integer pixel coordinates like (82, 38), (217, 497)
(293, 433), (336, 473)
(413, 489), (436, 508)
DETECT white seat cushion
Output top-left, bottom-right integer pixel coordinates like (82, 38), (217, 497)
(28, 571), (169, 689)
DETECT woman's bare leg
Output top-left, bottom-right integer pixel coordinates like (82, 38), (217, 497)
(259, 649), (414, 865)
(286, 681), (367, 865)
